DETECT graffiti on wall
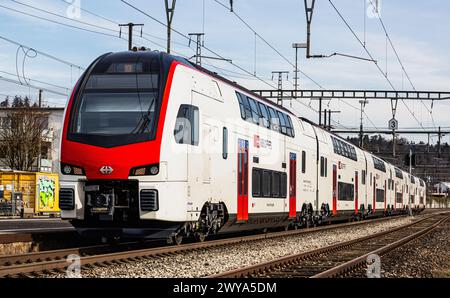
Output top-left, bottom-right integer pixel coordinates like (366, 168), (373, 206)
(38, 176), (56, 211)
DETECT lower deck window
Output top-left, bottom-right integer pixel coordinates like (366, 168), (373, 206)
(252, 168), (287, 199)
(376, 189), (385, 202)
(338, 182), (354, 201)
(396, 192), (402, 203)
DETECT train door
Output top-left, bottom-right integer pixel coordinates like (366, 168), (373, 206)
(354, 171), (359, 214)
(289, 153), (297, 218)
(201, 123), (212, 184)
(237, 139), (249, 221)
(384, 180), (387, 211)
(332, 164), (337, 215)
(372, 174), (376, 213)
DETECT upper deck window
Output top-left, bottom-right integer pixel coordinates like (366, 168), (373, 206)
(235, 91), (294, 137)
(372, 156), (386, 172)
(331, 136), (357, 161)
(395, 167), (403, 179)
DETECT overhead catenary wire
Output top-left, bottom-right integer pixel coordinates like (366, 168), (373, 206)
(366, 0), (436, 128)
(0, 76), (68, 96)
(120, 0), (277, 90)
(0, 4), (120, 39)
(0, 70), (70, 91)
(0, 35), (84, 70)
(212, 0), (325, 90)
(328, 0), (427, 132)
(58, 0), (188, 48)
(211, 0), (379, 130)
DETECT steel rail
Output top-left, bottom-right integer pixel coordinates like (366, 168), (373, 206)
(312, 214), (450, 278)
(0, 214), (407, 277)
(207, 212), (449, 278)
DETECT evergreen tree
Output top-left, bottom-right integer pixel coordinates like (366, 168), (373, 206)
(0, 96), (9, 107)
(23, 96), (31, 107)
(12, 96), (23, 107)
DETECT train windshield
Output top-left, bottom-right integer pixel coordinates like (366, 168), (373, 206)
(74, 74), (158, 135)
(69, 59), (162, 147)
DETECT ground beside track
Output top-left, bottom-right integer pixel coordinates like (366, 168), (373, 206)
(44, 215), (432, 278)
(377, 220), (450, 278)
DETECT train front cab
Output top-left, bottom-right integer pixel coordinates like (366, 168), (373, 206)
(58, 51), (201, 238)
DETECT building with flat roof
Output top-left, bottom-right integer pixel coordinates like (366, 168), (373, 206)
(0, 107), (64, 173)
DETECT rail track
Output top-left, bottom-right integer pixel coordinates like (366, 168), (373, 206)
(0, 214), (409, 278)
(207, 212), (450, 278)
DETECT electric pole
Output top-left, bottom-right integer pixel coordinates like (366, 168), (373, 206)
(323, 109), (340, 130)
(292, 43), (307, 93)
(165, 0), (177, 53)
(38, 89), (43, 172)
(38, 89), (42, 108)
(408, 147), (412, 215)
(303, 0), (325, 59)
(188, 33), (205, 66)
(271, 71), (289, 106)
(359, 99), (369, 148)
(119, 23), (144, 51)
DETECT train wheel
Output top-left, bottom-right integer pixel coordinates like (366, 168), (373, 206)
(173, 234), (183, 245)
(195, 232), (206, 242)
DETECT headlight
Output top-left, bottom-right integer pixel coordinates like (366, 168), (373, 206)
(61, 163), (85, 176)
(130, 164), (159, 176)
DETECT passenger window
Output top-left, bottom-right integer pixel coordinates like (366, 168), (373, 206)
(286, 115), (295, 137)
(362, 170), (366, 185)
(262, 171), (271, 197)
(252, 168), (261, 197)
(277, 111), (287, 135)
(281, 173), (287, 198)
(258, 102), (270, 128)
(236, 92), (252, 120)
(302, 151), (306, 173)
(247, 97), (261, 125)
(236, 92), (246, 119)
(222, 127), (228, 159)
(320, 157), (325, 177)
(174, 104), (199, 146)
(272, 172), (280, 197)
(267, 106), (280, 132)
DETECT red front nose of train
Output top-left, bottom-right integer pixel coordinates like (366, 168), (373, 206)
(60, 51), (180, 180)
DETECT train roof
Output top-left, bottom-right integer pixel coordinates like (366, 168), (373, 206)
(105, 51), (424, 183)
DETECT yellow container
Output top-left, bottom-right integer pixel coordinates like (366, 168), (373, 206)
(0, 171), (60, 214)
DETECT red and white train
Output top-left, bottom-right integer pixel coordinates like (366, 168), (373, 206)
(59, 50), (425, 242)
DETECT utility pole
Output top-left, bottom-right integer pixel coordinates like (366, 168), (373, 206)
(189, 33), (205, 66)
(438, 126), (442, 157)
(119, 23), (144, 51)
(318, 97), (322, 126)
(292, 43), (307, 93)
(38, 89), (42, 108)
(37, 89), (42, 172)
(164, 0), (177, 53)
(408, 147), (412, 216)
(303, 0), (325, 59)
(324, 110), (340, 130)
(304, 0), (315, 58)
(271, 71), (289, 106)
(359, 99), (369, 148)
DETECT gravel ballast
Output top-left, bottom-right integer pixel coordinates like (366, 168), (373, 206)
(376, 219), (450, 278)
(46, 215), (435, 278)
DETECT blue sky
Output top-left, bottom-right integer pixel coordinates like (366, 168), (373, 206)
(0, 0), (449, 143)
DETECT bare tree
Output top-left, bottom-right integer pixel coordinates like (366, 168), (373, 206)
(0, 107), (50, 171)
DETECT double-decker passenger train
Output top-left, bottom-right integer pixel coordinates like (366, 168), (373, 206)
(58, 50), (425, 243)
